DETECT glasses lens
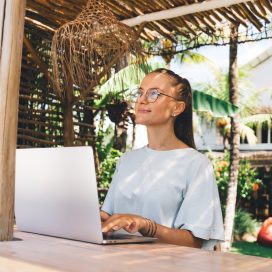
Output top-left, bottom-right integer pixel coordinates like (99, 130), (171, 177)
(129, 87), (140, 103)
(147, 88), (159, 103)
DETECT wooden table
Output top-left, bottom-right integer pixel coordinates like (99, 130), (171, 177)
(0, 231), (271, 272)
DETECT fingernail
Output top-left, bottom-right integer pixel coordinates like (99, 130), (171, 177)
(113, 226), (118, 230)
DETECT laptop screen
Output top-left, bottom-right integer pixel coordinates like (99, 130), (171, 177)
(15, 146), (103, 243)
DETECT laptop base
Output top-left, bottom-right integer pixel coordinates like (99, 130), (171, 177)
(102, 232), (157, 244)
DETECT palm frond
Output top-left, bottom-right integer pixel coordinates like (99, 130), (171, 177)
(96, 62), (165, 95)
(193, 90), (239, 117)
(176, 51), (212, 64)
(239, 123), (257, 145)
(175, 51), (221, 77)
(240, 114), (272, 127)
(225, 123), (257, 145)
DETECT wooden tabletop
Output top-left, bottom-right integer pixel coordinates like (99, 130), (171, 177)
(0, 231), (271, 272)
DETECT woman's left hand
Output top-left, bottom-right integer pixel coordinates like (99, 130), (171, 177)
(102, 214), (147, 234)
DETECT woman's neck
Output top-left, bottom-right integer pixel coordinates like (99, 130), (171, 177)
(146, 123), (188, 150)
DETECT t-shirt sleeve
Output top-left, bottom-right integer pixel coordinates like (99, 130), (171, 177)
(173, 157), (224, 242)
(101, 155), (123, 215)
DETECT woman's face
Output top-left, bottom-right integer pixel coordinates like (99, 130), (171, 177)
(135, 72), (184, 127)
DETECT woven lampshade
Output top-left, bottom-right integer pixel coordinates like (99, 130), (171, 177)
(51, 0), (142, 101)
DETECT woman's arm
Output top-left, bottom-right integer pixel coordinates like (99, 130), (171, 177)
(101, 213), (203, 248)
(154, 223), (203, 248)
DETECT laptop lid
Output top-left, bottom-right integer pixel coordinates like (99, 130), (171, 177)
(15, 146), (103, 244)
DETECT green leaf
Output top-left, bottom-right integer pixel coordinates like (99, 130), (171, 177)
(96, 62), (165, 95)
(193, 90), (239, 117)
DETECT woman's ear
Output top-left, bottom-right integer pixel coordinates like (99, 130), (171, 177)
(172, 102), (185, 117)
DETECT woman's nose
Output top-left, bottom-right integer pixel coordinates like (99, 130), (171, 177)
(137, 92), (148, 104)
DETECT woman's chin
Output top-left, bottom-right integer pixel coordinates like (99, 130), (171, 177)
(135, 120), (146, 125)
(135, 117), (149, 126)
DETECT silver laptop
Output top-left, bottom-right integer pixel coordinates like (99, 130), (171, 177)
(15, 146), (156, 244)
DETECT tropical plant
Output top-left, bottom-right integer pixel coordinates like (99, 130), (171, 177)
(98, 147), (122, 203)
(193, 90), (238, 117)
(212, 151), (262, 207)
(95, 110), (123, 203)
(233, 208), (259, 240)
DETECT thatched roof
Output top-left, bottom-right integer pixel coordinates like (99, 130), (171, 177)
(26, 0), (272, 45)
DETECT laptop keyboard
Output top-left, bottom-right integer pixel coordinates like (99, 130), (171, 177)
(103, 232), (138, 240)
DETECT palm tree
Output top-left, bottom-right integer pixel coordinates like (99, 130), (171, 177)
(223, 24), (240, 252)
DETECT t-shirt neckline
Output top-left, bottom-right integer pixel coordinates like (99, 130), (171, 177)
(144, 145), (194, 153)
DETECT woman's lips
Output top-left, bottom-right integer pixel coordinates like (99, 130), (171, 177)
(137, 109), (151, 113)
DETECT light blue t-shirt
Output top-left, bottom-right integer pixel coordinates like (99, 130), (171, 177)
(102, 146), (225, 250)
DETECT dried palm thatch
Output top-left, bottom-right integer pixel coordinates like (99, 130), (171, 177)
(51, 0), (143, 103)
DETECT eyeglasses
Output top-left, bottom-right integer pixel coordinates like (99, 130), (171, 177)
(133, 87), (180, 103)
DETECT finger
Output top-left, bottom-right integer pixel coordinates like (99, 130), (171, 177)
(102, 214), (119, 227)
(103, 214), (120, 224)
(124, 221), (137, 233)
(102, 215), (136, 232)
(100, 211), (110, 222)
(102, 220), (121, 232)
(102, 219), (130, 233)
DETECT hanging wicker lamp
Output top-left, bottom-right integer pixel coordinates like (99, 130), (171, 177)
(51, 0), (143, 102)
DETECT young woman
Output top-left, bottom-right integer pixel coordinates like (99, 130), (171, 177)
(100, 68), (224, 250)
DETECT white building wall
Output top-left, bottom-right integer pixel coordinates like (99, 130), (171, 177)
(194, 114), (222, 150)
(250, 59), (272, 89)
(246, 47), (272, 107)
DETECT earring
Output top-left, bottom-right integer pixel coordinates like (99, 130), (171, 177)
(172, 114), (176, 117)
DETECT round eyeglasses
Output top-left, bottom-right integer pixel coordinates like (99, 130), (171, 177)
(132, 87), (180, 103)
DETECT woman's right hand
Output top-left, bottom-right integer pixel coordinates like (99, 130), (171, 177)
(100, 210), (110, 222)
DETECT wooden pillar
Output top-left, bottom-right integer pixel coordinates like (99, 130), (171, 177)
(63, 44), (75, 147)
(0, 0), (26, 241)
(63, 101), (75, 146)
(113, 55), (129, 153)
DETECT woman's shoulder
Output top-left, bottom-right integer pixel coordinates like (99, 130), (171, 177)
(172, 148), (213, 173)
(189, 148), (210, 161)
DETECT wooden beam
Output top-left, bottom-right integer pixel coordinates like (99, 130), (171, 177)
(0, 0), (26, 241)
(23, 35), (54, 85)
(17, 134), (61, 146)
(121, 0), (253, 26)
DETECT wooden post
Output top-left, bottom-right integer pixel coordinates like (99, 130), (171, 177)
(0, 0), (26, 241)
(63, 44), (75, 147)
(113, 55), (129, 152)
(63, 101), (75, 146)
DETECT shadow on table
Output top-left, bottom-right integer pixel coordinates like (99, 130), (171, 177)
(12, 237), (23, 242)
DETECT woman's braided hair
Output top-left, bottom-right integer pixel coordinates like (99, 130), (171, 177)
(150, 68), (196, 149)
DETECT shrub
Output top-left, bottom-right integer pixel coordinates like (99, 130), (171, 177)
(212, 151), (262, 206)
(233, 208), (259, 240)
(99, 148), (122, 190)
(95, 115), (123, 203)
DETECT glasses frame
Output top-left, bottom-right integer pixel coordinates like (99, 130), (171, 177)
(135, 87), (181, 103)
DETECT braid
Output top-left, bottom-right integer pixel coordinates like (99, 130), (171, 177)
(150, 68), (196, 149)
